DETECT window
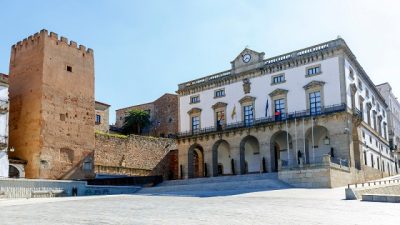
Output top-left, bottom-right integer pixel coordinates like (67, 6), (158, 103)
(362, 131), (365, 139)
(243, 105), (254, 126)
(272, 74), (285, 84)
(383, 110), (386, 117)
(191, 116), (200, 131)
(349, 68), (354, 79)
(366, 89), (370, 98)
(190, 95), (200, 104)
(95, 114), (101, 124)
(364, 151), (367, 165)
(214, 89), (225, 98)
(66, 65), (72, 72)
(274, 98), (286, 119)
(215, 111), (225, 129)
(83, 157), (93, 172)
(369, 136), (372, 143)
(377, 104), (381, 112)
(168, 118), (173, 123)
(370, 154), (374, 168)
(358, 79), (363, 90)
(309, 91), (321, 115)
(306, 65), (321, 76)
(372, 96), (375, 105)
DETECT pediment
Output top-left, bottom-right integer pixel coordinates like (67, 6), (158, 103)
(187, 107), (202, 115)
(212, 102), (228, 110)
(303, 80), (325, 90)
(231, 48), (265, 71)
(239, 96), (256, 104)
(269, 88), (288, 97)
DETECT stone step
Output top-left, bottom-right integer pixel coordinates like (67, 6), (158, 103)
(159, 173), (279, 187)
(138, 175), (290, 194)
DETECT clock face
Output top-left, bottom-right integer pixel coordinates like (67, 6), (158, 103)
(242, 54), (251, 63)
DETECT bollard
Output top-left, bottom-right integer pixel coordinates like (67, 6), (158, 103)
(368, 182), (370, 186)
(362, 183), (364, 187)
(355, 183), (357, 188)
(348, 184), (350, 189)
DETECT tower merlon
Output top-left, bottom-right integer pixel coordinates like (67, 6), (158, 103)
(70, 41), (77, 48)
(50, 32), (58, 40)
(60, 36), (68, 44)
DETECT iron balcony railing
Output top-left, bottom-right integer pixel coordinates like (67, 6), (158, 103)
(178, 103), (347, 138)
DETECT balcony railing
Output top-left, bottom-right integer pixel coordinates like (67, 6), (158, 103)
(178, 103), (347, 138)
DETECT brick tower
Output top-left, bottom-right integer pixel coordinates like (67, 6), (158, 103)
(8, 29), (95, 179)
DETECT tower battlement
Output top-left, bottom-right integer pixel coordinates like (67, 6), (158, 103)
(11, 29), (93, 55)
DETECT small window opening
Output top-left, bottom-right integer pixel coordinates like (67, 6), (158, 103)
(67, 66), (72, 72)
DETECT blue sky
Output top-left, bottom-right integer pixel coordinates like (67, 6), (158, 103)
(1, 0), (400, 124)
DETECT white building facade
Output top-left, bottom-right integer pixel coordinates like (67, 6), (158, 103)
(376, 83), (400, 171)
(176, 38), (398, 187)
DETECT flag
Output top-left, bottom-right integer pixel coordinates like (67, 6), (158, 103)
(231, 105), (236, 120)
(265, 99), (269, 117)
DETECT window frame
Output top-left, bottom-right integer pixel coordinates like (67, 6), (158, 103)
(305, 64), (322, 77)
(271, 73), (286, 85)
(190, 95), (200, 104)
(214, 88), (226, 98)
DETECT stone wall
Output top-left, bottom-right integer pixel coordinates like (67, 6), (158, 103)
(115, 93), (178, 137)
(94, 133), (178, 179)
(0, 178), (140, 199)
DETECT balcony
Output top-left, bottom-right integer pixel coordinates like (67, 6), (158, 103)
(178, 103), (347, 138)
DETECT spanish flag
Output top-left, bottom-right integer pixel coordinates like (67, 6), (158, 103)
(231, 105), (236, 120)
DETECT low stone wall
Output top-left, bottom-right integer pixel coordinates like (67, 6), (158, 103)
(345, 180), (400, 200)
(0, 178), (140, 199)
(279, 166), (331, 188)
(362, 194), (400, 203)
(94, 133), (178, 179)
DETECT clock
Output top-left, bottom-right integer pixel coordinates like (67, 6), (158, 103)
(242, 54), (251, 63)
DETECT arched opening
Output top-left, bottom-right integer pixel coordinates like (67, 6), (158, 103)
(8, 165), (20, 178)
(270, 131), (292, 171)
(305, 125), (330, 164)
(212, 140), (231, 176)
(240, 136), (260, 174)
(188, 144), (205, 178)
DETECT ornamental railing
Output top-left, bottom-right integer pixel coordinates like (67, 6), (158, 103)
(177, 38), (346, 90)
(177, 103), (347, 138)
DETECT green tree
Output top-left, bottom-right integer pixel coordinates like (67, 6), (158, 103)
(122, 109), (151, 135)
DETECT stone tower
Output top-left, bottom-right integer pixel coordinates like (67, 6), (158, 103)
(8, 29), (95, 179)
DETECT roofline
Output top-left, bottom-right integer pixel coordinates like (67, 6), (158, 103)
(95, 101), (111, 107)
(115, 93), (177, 112)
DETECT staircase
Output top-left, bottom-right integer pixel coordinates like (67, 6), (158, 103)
(137, 173), (292, 197)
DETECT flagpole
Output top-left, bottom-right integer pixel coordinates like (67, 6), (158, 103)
(303, 118), (306, 164)
(295, 118), (298, 165)
(286, 118), (289, 168)
(312, 117), (315, 164)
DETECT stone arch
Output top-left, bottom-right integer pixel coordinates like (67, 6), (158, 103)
(212, 139), (231, 176)
(270, 130), (293, 171)
(239, 135), (260, 174)
(8, 164), (21, 178)
(305, 125), (330, 164)
(188, 144), (205, 178)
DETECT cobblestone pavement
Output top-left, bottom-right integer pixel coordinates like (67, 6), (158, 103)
(0, 187), (399, 225)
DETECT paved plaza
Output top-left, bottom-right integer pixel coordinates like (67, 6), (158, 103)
(0, 187), (399, 225)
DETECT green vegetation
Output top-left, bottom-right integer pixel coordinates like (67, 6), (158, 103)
(95, 130), (128, 139)
(122, 109), (151, 135)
